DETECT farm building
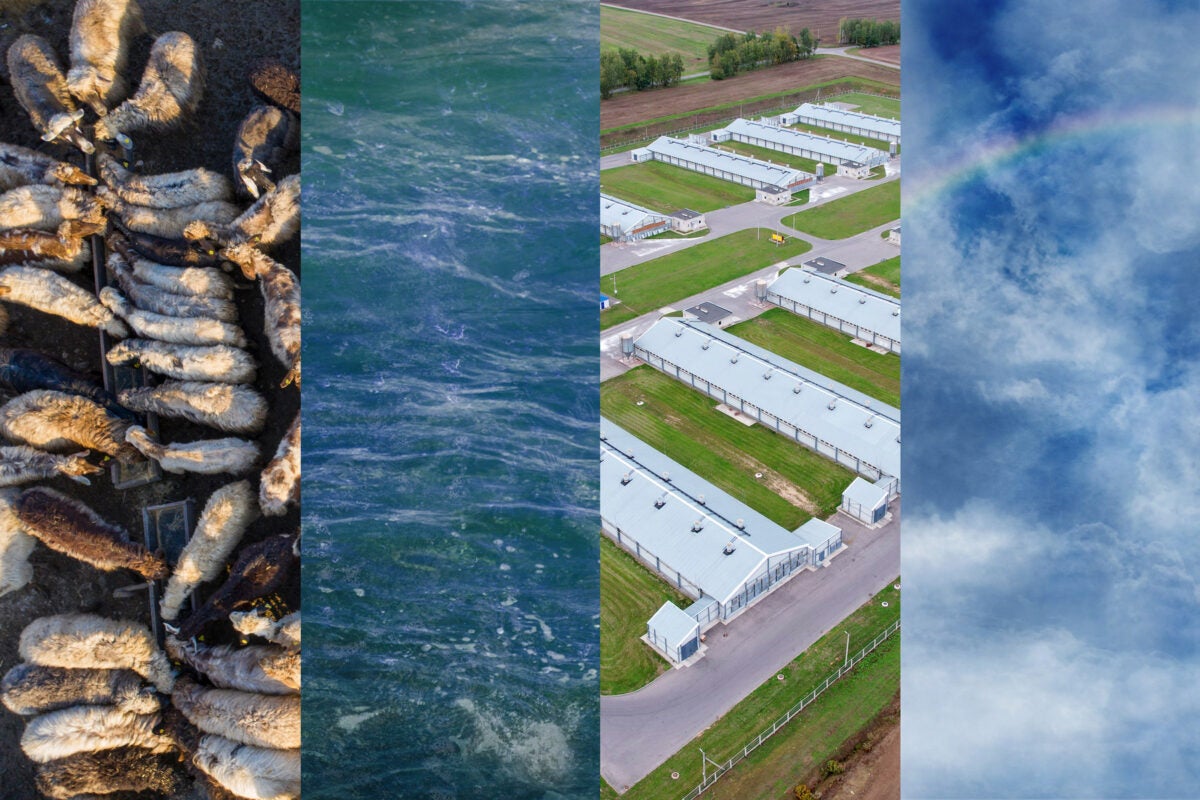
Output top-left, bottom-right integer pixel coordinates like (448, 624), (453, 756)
(632, 317), (901, 491)
(805, 256), (847, 276)
(601, 193), (670, 241)
(766, 267), (901, 354)
(601, 420), (845, 664)
(782, 102), (902, 144)
(840, 477), (891, 526)
(630, 136), (814, 195)
(888, 225), (901, 245)
(720, 117), (888, 178)
(670, 208), (706, 233)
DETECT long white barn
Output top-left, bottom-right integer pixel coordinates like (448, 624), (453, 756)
(767, 267), (901, 353)
(716, 117), (888, 176)
(631, 136), (814, 194)
(782, 102), (901, 144)
(601, 193), (669, 241)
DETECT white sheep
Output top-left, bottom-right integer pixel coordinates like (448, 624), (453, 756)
(166, 636), (299, 696)
(1, 663), (158, 716)
(125, 425), (259, 478)
(93, 32), (204, 146)
(0, 390), (134, 461)
(99, 188), (241, 238)
(105, 338), (257, 384)
(99, 286), (247, 346)
(0, 488), (36, 598)
(16, 486), (169, 580)
(35, 747), (183, 800)
(0, 266), (128, 335)
(185, 173), (299, 250)
(221, 243), (300, 389)
(192, 734), (300, 800)
(107, 249), (238, 320)
(118, 250), (235, 298)
(118, 381), (267, 435)
(171, 677), (300, 749)
(229, 609), (300, 648)
(160, 480), (258, 620)
(0, 185), (106, 232)
(20, 705), (170, 763)
(66, 0), (147, 117)
(98, 151), (232, 208)
(0, 143), (95, 193)
(259, 411), (299, 517)
(19, 613), (175, 693)
(0, 445), (100, 486)
(5, 35), (93, 153)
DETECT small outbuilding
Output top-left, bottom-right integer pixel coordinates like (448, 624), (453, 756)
(840, 477), (890, 525)
(646, 601), (702, 664)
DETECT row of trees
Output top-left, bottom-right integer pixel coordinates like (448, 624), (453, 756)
(600, 48), (685, 99)
(707, 28), (815, 80)
(837, 18), (900, 47)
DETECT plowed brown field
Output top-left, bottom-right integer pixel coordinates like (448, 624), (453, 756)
(857, 43), (900, 64)
(606, 0), (899, 43)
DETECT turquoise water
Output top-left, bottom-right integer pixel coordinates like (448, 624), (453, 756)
(300, 3), (599, 797)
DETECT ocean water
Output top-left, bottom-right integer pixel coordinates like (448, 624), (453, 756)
(300, 3), (599, 798)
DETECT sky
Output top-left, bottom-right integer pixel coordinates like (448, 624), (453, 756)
(902, 0), (1200, 796)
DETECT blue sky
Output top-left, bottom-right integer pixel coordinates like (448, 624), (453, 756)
(902, 0), (1200, 796)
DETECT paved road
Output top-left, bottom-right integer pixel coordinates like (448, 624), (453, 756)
(600, 501), (902, 791)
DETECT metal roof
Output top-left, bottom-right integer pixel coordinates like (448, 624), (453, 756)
(685, 302), (732, 325)
(769, 267), (901, 344)
(647, 601), (699, 647)
(805, 257), (845, 275)
(793, 103), (902, 140)
(644, 136), (811, 191)
(633, 318), (901, 481)
(724, 117), (888, 167)
(601, 420), (832, 606)
(843, 477), (888, 510)
(601, 193), (668, 236)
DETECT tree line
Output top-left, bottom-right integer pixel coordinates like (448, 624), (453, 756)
(600, 48), (685, 99)
(837, 18), (900, 47)
(707, 28), (815, 80)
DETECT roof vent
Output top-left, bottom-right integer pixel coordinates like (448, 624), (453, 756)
(655, 495), (666, 509)
(892, 310), (899, 316)
(793, 383), (803, 394)
(859, 298), (867, 304)
(802, 276), (811, 283)
(864, 416), (875, 429)
(698, 494), (706, 505)
(828, 399), (838, 411)
(736, 518), (745, 530)
(723, 542), (736, 556)
(830, 287), (838, 294)
(730, 353), (739, 364)
(620, 472), (633, 485)
(692, 520), (704, 533)
(674, 329), (683, 337)
(702, 340), (711, 350)
(763, 370), (772, 381)
(662, 470), (670, 481)
(600, 433), (607, 441)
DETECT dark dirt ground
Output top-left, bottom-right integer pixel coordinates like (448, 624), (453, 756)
(800, 692), (899, 800)
(0, 1), (298, 798)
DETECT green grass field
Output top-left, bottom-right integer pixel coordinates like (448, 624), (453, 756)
(601, 366), (853, 527)
(831, 92), (901, 119)
(600, 5), (727, 71)
(789, 121), (896, 153)
(601, 161), (755, 214)
(783, 180), (899, 239)
(600, 303), (640, 328)
(602, 581), (902, 800)
(717, 140), (836, 178)
(600, 536), (692, 695)
(845, 255), (900, 298)
(728, 309), (900, 407)
(599, 230), (811, 328)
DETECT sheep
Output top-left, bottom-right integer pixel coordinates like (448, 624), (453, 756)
(0, 488), (36, 597)
(109, 231), (234, 296)
(191, 733), (300, 800)
(99, 286), (248, 346)
(19, 613), (175, 693)
(118, 381), (267, 435)
(105, 339), (257, 384)
(0, 266), (126, 335)
(66, 0), (148, 117)
(98, 151), (233, 208)
(125, 425), (259, 477)
(0, 445), (100, 486)
(108, 219), (227, 267)
(160, 480), (258, 620)
(0, 390), (136, 461)
(184, 173), (300, 251)
(222, 244), (300, 388)
(107, 249), (239, 321)
(171, 676), (300, 749)
(259, 411), (299, 517)
(0, 220), (99, 270)
(165, 636), (299, 695)
(1, 663), (158, 716)
(0, 143), (95, 193)
(229, 609), (300, 649)
(20, 705), (171, 763)
(99, 188), (241, 238)
(233, 104), (298, 199)
(0, 185), (107, 232)
(5, 35), (94, 153)
(35, 747), (183, 800)
(175, 534), (298, 641)
(93, 32), (204, 146)
(16, 486), (169, 580)
(0, 346), (133, 420)
(248, 58), (300, 115)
